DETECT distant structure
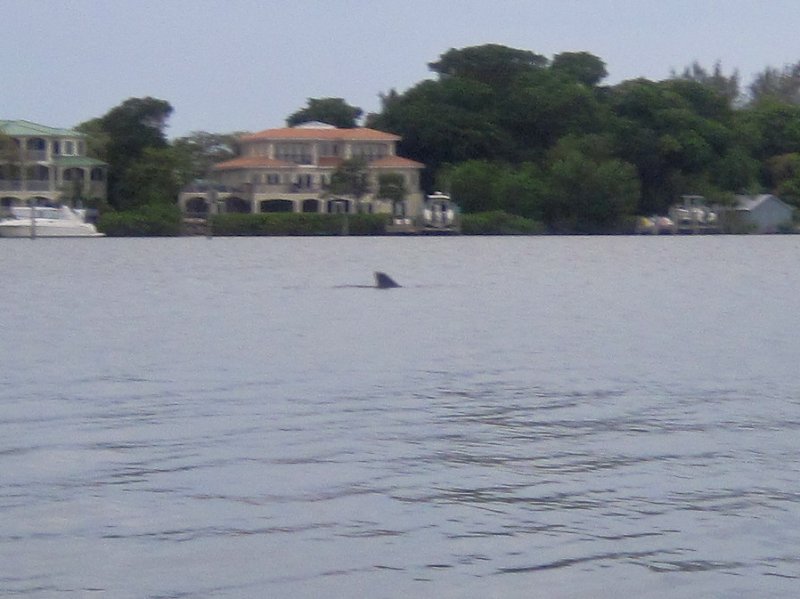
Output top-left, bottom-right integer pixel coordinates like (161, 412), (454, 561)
(645, 193), (797, 234)
(0, 120), (108, 212)
(727, 194), (795, 233)
(178, 122), (425, 218)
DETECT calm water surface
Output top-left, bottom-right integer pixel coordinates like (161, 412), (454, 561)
(2, 236), (800, 598)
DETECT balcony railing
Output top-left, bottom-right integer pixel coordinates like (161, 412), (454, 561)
(0, 180), (23, 191)
(25, 150), (47, 161)
(250, 183), (324, 194)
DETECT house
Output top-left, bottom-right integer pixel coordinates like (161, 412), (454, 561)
(0, 120), (107, 211)
(728, 194), (795, 233)
(178, 121), (425, 217)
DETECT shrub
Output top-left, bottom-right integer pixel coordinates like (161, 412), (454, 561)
(98, 204), (182, 236)
(209, 212), (390, 236)
(461, 210), (544, 235)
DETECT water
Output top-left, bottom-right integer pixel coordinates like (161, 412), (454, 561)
(2, 235), (800, 598)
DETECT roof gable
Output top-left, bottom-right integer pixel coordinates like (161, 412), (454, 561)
(212, 156), (295, 170)
(735, 194), (794, 212)
(241, 126), (399, 142)
(0, 119), (84, 138)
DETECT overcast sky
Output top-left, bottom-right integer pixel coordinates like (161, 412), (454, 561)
(3, 0), (799, 138)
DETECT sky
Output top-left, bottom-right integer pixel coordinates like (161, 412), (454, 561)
(3, 0), (800, 139)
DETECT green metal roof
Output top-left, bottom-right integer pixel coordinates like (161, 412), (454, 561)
(0, 119), (85, 138)
(53, 156), (107, 167)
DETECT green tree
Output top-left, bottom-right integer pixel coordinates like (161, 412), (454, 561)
(172, 131), (242, 184)
(79, 97), (175, 210)
(115, 147), (180, 210)
(671, 61), (741, 105)
(327, 158), (370, 212)
(608, 79), (736, 213)
(748, 62), (800, 105)
(287, 98), (363, 128)
(438, 160), (500, 213)
(369, 77), (513, 182)
(377, 172), (407, 215)
(499, 67), (604, 155)
(491, 163), (549, 220)
(544, 135), (640, 232)
(765, 153), (800, 205)
(0, 131), (20, 182)
(551, 51), (608, 86)
(429, 44), (547, 89)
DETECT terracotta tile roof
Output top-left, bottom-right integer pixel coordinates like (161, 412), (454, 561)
(241, 126), (400, 142)
(370, 155), (425, 168)
(318, 156), (344, 167)
(212, 156), (294, 170)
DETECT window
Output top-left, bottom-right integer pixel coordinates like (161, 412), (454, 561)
(351, 143), (388, 161)
(276, 143), (312, 164)
(319, 142), (339, 157)
(63, 141), (75, 155)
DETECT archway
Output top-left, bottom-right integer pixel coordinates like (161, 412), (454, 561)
(62, 167), (85, 182)
(327, 199), (352, 214)
(224, 196), (251, 213)
(260, 199), (294, 213)
(302, 199), (321, 213)
(1, 196), (21, 209)
(185, 196), (208, 215)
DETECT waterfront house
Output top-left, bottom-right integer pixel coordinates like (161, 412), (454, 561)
(0, 120), (107, 211)
(728, 194), (795, 233)
(178, 121), (425, 218)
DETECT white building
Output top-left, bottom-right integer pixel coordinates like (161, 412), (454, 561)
(0, 120), (107, 210)
(731, 194), (795, 233)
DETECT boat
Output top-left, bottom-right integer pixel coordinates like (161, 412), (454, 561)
(0, 206), (104, 238)
(386, 191), (461, 234)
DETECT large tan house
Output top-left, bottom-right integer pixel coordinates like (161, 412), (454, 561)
(178, 121), (425, 217)
(0, 120), (107, 210)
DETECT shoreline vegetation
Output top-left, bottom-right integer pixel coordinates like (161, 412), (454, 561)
(12, 44), (800, 237)
(97, 209), (548, 237)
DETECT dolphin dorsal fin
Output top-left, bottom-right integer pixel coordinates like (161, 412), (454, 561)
(374, 272), (400, 288)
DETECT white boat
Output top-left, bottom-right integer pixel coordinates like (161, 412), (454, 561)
(0, 206), (104, 238)
(422, 192), (458, 229)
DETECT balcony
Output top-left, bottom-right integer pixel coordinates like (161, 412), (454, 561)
(26, 181), (52, 191)
(250, 183), (324, 194)
(25, 150), (47, 162)
(0, 180), (23, 191)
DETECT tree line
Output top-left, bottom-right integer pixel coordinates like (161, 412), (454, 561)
(78, 44), (800, 233)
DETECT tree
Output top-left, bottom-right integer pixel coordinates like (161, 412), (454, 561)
(287, 98), (363, 128)
(377, 172), (407, 215)
(369, 77), (514, 183)
(544, 135), (640, 232)
(115, 147), (180, 210)
(491, 163), (549, 220)
(429, 44), (548, 88)
(0, 131), (20, 182)
(438, 160), (500, 213)
(172, 131), (242, 184)
(671, 61), (741, 105)
(551, 52), (608, 86)
(79, 97), (175, 209)
(765, 153), (800, 205)
(327, 158), (370, 212)
(607, 79), (738, 213)
(749, 62), (800, 105)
